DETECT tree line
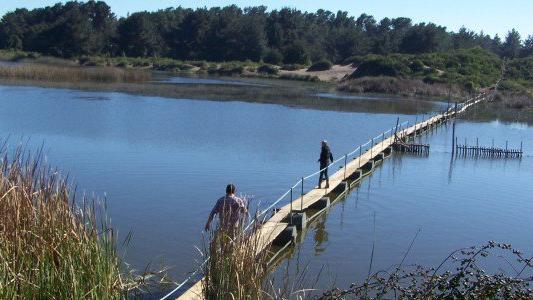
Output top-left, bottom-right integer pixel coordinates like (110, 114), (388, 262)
(0, 1), (531, 64)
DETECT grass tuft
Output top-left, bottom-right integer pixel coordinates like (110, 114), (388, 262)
(0, 142), (157, 299)
(202, 212), (271, 299)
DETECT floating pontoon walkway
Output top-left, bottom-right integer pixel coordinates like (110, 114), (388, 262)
(168, 90), (491, 300)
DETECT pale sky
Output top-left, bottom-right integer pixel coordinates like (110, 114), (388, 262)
(1, 0), (532, 39)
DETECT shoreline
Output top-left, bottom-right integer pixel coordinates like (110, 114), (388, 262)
(0, 64), (531, 123)
(0, 78), (446, 115)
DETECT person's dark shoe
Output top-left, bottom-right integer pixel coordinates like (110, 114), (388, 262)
(325, 180), (330, 189)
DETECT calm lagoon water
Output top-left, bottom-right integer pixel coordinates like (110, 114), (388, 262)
(0, 83), (531, 296)
(273, 120), (533, 291)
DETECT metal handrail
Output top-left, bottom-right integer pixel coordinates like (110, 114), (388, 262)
(161, 120), (410, 299)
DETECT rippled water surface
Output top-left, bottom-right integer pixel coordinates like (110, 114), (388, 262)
(0, 83), (530, 297)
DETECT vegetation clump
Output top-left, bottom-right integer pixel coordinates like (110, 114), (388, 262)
(257, 64), (279, 75)
(319, 242), (533, 299)
(202, 214), (271, 299)
(0, 144), (140, 298)
(280, 64), (306, 71)
(0, 64), (151, 83)
(307, 60), (333, 72)
(342, 48), (528, 96)
(339, 76), (466, 98)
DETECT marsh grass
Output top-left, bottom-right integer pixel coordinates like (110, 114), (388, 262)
(465, 90), (533, 124)
(202, 213), (272, 299)
(0, 143), (158, 299)
(338, 76), (468, 99)
(0, 64), (151, 83)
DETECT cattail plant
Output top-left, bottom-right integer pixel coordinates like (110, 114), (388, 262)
(201, 202), (273, 300)
(0, 142), (159, 299)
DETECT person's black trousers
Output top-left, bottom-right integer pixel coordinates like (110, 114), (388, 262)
(318, 165), (329, 187)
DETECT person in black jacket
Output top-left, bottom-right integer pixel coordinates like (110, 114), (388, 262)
(318, 140), (333, 188)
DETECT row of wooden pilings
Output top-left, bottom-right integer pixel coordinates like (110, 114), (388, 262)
(455, 142), (523, 158)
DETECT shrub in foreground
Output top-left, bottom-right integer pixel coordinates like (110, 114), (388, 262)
(320, 241), (533, 299)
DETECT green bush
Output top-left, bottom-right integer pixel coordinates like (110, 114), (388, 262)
(498, 80), (526, 92)
(350, 55), (412, 78)
(506, 56), (533, 81)
(307, 60), (332, 71)
(263, 49), (283, 65)
(423, 75), (445, 84)
(410, 59), (425, 73)
(207, 64), (244, 76)
(342, 55), (365, 66)
(257, 64), (278, 75)
(280, 64), (305, 71)
(282, 44), (309, 65)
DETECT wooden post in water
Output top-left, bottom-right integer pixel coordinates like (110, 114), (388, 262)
(505, 141), (508, 158)
(451, 122), (456, 156)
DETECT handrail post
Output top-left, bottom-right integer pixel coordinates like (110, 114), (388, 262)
(343, 154), (347, 179)
(370, 138), (373, 157)
(359, 145), (362, 168)
(290, 187), (293, 225)
(381, 132), (385, 147)
(300, 177), (304, 211)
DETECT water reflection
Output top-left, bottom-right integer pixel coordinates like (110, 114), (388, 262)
(0, 60), (20, 66)
(158, 75), (267, 87)
(313, 214), (329, 255)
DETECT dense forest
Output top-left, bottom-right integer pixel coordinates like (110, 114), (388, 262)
(0, 1), (531, 64)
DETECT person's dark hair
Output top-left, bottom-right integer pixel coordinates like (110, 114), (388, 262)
(226, 184), (236, 195)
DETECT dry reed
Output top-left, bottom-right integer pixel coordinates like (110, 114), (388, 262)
(202, 213), (272, 299)
(0, 64), (151, 83)
(0, 142), (143, 299)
